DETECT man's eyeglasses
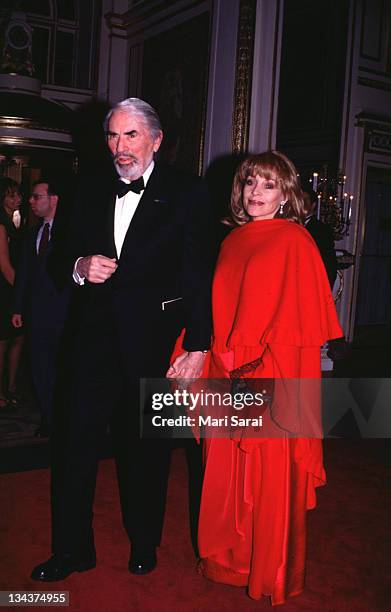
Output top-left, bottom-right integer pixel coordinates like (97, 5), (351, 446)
(30, 193), (48, 200)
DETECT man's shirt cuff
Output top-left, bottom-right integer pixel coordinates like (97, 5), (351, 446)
(73, 257), (85, 285)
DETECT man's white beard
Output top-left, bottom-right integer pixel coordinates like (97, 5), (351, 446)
(114, 160), (141, 180)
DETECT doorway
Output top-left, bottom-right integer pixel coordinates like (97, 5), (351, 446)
(353, 166), (391, 373)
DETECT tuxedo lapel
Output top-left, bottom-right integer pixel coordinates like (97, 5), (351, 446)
(118, 165), (169, 259)
(106, 189), (117, 258)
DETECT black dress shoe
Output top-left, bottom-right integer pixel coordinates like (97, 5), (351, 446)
(31, 554), (96, 582)
(128, 547), (157, 575)
(6, 391), (23, 407)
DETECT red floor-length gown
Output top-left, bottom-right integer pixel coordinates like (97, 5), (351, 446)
(197, 219), (343, 605)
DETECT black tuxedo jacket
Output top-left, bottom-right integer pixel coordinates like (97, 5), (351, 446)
(13, 218), (71, 335)
(65, 163), (214, 374)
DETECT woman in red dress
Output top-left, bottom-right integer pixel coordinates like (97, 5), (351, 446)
(197, 151), (343, 605)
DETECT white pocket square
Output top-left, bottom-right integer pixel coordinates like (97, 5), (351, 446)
(161, 297), (183, 311)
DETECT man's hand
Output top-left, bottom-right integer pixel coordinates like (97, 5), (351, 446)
(166, 351), (207, 380)
(11, 314), (23, 328)
(76, 255), (117, 284)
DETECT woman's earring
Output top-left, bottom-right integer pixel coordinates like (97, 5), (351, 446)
(279, 201), (286, 215)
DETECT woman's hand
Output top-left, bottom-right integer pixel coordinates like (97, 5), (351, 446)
(166, 351), (207, 380)
(11, 314), (23, 328)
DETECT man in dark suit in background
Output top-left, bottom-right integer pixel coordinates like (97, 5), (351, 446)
(12, 180), (70, 437)
(303, 189), (338, 289)
(302, 189), (347, 364)
(31, 98), (213, 581)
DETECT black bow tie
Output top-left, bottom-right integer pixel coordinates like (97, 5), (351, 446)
(115, 177), (145, 198)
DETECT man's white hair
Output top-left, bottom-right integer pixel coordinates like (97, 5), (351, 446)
(104, 98), (162, 139)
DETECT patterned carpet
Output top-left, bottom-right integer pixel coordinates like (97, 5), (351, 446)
(0, 401), (41, 449)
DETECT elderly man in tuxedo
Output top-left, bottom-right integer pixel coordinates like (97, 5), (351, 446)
(31, 98), (213, 581)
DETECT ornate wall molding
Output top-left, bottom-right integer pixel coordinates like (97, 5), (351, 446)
(0, 116), (70, 134)
(105, 0), (207, 37)
(358, 0), (391, 89)
(0, 135), (73, 150)
(356, 112), (391, 155)
(368, 129), (391, 153)
(231, 0), (257, 154)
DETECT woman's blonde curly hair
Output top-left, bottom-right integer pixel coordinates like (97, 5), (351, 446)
(224, 150), (305, 226)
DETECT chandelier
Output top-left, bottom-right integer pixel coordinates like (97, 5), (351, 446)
(309, 166), (353, 241)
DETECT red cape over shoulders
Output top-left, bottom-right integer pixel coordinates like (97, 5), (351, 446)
(212, 219), (342, 353)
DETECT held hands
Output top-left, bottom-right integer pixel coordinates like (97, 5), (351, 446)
(77, 255), (117, 284)
(166, 351), (207, 380)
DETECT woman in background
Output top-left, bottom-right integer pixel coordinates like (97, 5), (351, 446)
(0, 177), (24, 408)
(197, 151), (342, 605)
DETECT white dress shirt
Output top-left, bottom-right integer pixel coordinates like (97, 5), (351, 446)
(73, 161), (154, 284)
(114, 160), (154, 257)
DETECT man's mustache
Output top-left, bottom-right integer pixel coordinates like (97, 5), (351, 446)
(113, 152), (138, 163)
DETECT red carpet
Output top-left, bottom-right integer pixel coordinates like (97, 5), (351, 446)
(0, 441), (390, 611)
